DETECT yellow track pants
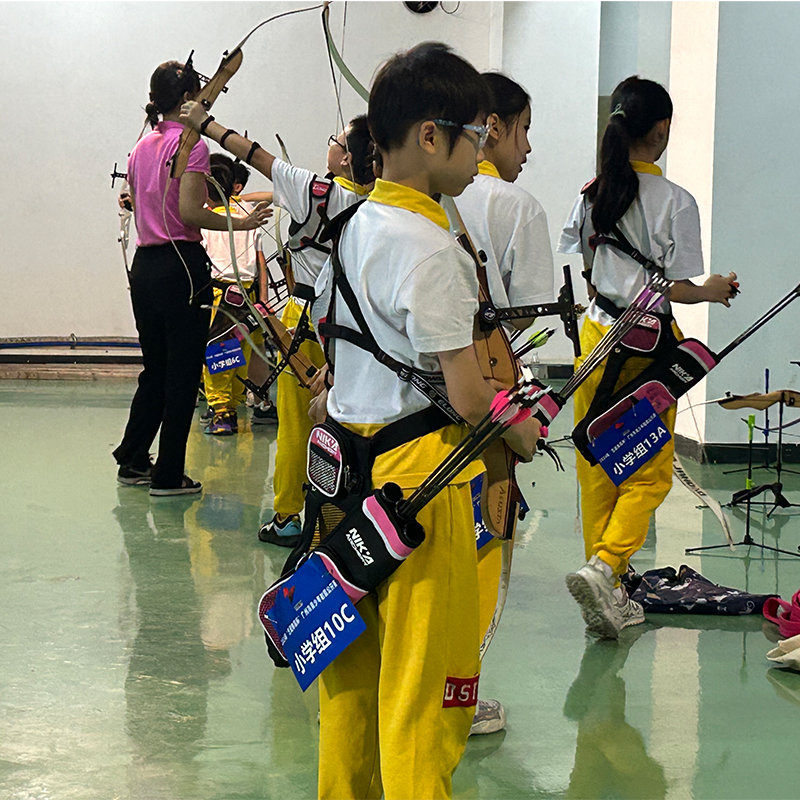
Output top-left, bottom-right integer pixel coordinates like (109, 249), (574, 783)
(203, 284), (261, 413)
(318, 482), (480, 800)
(573, 316), (679, 576)
(272, 299), (327, 517)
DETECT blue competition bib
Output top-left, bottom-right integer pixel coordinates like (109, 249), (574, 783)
(588, 397), (671, 486)
(205, 338), (246, 374)
(266, 554), (366, 691)
(471, 474), (493, 550)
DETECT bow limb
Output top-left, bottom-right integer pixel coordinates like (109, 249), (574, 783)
(210, 174), (317, 388)
(322, 2), (370, 102)
(672, 453), (735, 549)
(674, 387), (735, 549)
(272, 133), (296, 296)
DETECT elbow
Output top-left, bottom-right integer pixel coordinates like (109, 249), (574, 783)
(451, 394), (491, 427)
(178, 203), (201, 228)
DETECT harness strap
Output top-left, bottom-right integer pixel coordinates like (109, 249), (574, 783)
(286, 175), (335, 255)
(319, 202), (467, 425)
(291, 282), (316, 302)
(589, 225), (659, 272)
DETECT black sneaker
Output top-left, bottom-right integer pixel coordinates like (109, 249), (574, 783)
(252, 403), (278, 425)
(149, 475), (202, 496)
(258, 513), (301, 547)
(200, 406), (214, 423)
(117, 464), (153, 486)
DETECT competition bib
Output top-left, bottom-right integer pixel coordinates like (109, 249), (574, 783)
(205, 338), (246, 374)
(588, 397), (671, 486)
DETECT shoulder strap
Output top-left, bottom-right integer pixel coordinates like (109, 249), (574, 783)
(589, 224), (660, 272)
(287, 175), (336, 254)
(318, 204), (466, 425)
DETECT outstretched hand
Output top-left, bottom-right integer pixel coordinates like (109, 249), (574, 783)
(240, 202), (273, 230)
(704, 271), (739, 307)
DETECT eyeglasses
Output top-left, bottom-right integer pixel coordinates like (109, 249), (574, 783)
(433, 119), (489, 151)
(328, 135), (345, 149)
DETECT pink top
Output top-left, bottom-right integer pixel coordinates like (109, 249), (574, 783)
(128, 121), (210, 246)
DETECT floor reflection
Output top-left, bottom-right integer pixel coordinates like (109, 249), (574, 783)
(564, 631), (666, 800)
(114, 490), (227, 798)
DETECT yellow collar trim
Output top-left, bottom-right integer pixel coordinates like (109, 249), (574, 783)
(631, 160), (662, 176)
(368, 179), (449, 230)
(477, 160), (501, 178)
(333, 176), (371, 196)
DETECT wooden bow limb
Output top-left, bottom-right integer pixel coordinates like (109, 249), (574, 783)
(714, 389), (800, 411)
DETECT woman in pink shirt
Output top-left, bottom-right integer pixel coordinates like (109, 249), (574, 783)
(112, 60), (269, 495)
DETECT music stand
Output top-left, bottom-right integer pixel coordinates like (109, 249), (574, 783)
(727, 390), (800, 518)
(686, 412), (800, 558)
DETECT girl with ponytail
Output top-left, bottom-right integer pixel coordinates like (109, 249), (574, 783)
(558, 75), (739, 639)
(112, 60), (271, 496)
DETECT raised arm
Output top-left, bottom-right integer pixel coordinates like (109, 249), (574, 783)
(180, 100), (276, 181)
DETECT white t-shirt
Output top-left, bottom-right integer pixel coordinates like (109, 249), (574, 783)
(202, 201), (258, 282)
(558, 169), (704, 324)
(323, 196), (478, 425)
(271, 159), (364, 288)
(455, 172), (554, 309)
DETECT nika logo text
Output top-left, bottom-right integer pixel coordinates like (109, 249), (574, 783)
(669, 363), (694, 383)
(346, 528), (374, 566)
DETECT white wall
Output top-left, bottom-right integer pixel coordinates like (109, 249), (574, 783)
(599, 1), (672, 95)
(0, 1), (494, 338)
(668, 1), (719, 442)
(704, 1), (800, 443)
(502, 1), (602, 363)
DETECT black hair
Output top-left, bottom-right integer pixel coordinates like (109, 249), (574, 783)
(207, 153), (235, 205)
(368, 42), (490, 153)
(482, 72), (530, 125)
(232, 162), (250, 191)
(145, 60), (201, 128)
(587, 75), (673, 233)
(344, 114), (375, 186)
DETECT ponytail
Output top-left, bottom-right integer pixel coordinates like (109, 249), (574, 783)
(146, 60), (201, 129)
(588, 76), (672, 233)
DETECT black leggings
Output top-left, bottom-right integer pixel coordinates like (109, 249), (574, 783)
(113, 242), (212, 486)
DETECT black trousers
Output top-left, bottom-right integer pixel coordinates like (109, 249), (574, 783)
(113, 242), (212, 487)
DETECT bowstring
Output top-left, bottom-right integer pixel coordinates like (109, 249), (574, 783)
(324, 1), (359, 188)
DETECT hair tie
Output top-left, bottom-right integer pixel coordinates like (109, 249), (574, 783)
(609, 104), (626, 119)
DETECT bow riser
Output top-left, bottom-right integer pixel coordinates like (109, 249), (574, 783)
(171, 48), (244, 179)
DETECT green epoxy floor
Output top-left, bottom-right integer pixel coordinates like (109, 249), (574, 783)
(2, 379), (800, 800)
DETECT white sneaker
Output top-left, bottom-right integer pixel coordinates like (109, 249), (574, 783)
(613, 584), (645, 629)
(469, 698), (506, 735)
(565, 556), (623, 639)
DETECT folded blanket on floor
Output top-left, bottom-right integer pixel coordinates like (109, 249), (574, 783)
(621, 564), (776, 615)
